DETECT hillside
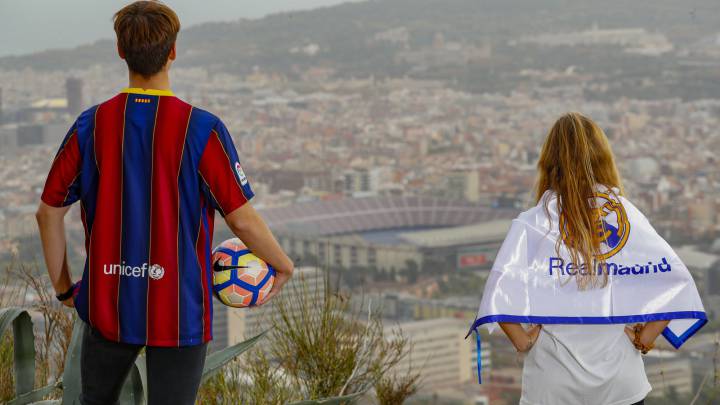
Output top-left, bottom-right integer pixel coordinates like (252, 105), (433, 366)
(2, 0), (719, 98)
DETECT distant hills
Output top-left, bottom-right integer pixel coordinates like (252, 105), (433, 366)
(3, 0), (719, 98)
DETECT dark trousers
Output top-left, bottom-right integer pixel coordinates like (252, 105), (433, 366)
(80, 327), (207, 405)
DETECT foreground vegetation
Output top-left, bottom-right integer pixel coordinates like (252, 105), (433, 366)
(1, 262), (419, 404)
(197, 275), (420, 404)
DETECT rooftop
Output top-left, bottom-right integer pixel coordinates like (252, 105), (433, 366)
(398, 219), (512, 248)
(675, 246), (719, 270)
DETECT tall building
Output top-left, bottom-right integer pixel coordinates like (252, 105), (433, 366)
(211, 267), (325, 350)
(0, 125), (17, 156)
(66, 77), (83, 116)
(446, 168), (480, 202)
(387, 317), (491, 390)
(14, 123), (67, 147)
(644, 355), (693, 398)
(342, 168), (384, 197)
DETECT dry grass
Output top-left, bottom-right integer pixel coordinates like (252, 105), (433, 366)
(0, 333), (15, 402)
(13, 262), (75, 382)
(237, 348), (294, 404)
(269, 280), (412, 400)
(197, 348), (295, 405)
(374, 371), (421, 405)
(0, 261), (22, 401)
(0, 260), (74, 401)
(197, 274), (420, 404)
(196, 359), (244, 404)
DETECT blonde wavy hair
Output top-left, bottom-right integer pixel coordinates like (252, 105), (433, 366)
(535, 112), (625, 289)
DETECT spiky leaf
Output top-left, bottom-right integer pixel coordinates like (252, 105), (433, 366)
(6, 381), (61, 405)
(0, 307), (36, 398)
(201, 331), (267, 383)
(60, 317), (85, 405)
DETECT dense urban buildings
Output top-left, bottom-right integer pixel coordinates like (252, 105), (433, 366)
(1, 1), (719, 403)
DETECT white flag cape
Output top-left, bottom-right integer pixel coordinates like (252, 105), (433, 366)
(469, 188), (706, 381)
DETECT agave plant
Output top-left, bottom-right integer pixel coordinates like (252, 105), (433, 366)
(1, 307), (362, 405)
(1, 307), (60, 405)
(285, 394), (365, 405)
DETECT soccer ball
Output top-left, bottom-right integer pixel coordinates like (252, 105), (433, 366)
(211, 238), (275, 307)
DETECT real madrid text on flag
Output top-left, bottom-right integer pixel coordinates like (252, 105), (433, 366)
(468, 186), (706, 383)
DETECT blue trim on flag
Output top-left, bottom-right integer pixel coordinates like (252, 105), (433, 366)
(466, 311), (708, 349)
(475, 330), (482, 384)
(661, 318), (707, 349)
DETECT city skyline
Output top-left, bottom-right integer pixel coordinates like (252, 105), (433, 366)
(1, 1), (718, 403)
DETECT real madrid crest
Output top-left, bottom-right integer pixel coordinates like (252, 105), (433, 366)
(560, 192), (630, 260)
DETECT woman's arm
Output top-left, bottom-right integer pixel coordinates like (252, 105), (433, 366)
(625, 320), (670, 349)
(499, 322), (542, 352)
(639, 320), (670, 346)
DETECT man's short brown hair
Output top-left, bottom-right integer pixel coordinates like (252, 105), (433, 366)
(114, 1), (180, 78)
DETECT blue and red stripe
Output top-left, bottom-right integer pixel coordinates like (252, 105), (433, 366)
(41, 125), (80, 207)
(117, 93), (158, 343)
(201, 204), (215, 341)
(177, 108), (208, 345)
(42, 89), (254, 347)
(198, 129), (251, 216)
(73, 105), (99, 325)
(89, 93), (128, 341)
(147, 97), (192, 345)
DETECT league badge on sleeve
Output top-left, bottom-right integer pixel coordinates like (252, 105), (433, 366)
(235, 162), (248, 186)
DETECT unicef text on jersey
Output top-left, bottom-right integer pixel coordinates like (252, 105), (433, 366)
(103, 262), (165, 280)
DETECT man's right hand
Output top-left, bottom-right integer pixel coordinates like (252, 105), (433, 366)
(258, 264), (293, 305)
(224, 203), (294, 306)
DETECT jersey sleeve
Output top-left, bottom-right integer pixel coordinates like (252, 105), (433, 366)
(41, 123), (82, 207)
(198, 119), (254, 216)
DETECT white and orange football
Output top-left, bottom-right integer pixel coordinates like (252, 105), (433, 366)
(211, 238), (275, 307)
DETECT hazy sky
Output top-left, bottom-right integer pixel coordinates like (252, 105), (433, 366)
(0, 0), (358, 57)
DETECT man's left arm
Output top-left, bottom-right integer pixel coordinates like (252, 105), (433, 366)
(37, 124), (82, 307)
(36, 203), (74, 307)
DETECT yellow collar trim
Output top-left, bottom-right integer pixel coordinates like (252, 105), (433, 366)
(121, 87), (174, 96)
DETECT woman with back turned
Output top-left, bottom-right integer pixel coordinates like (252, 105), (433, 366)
(469, 112), (706, 405)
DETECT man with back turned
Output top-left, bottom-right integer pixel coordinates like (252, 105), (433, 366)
(35, 2), (294, 404)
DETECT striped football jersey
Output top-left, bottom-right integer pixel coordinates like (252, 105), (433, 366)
(41, 88), (254, 346)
